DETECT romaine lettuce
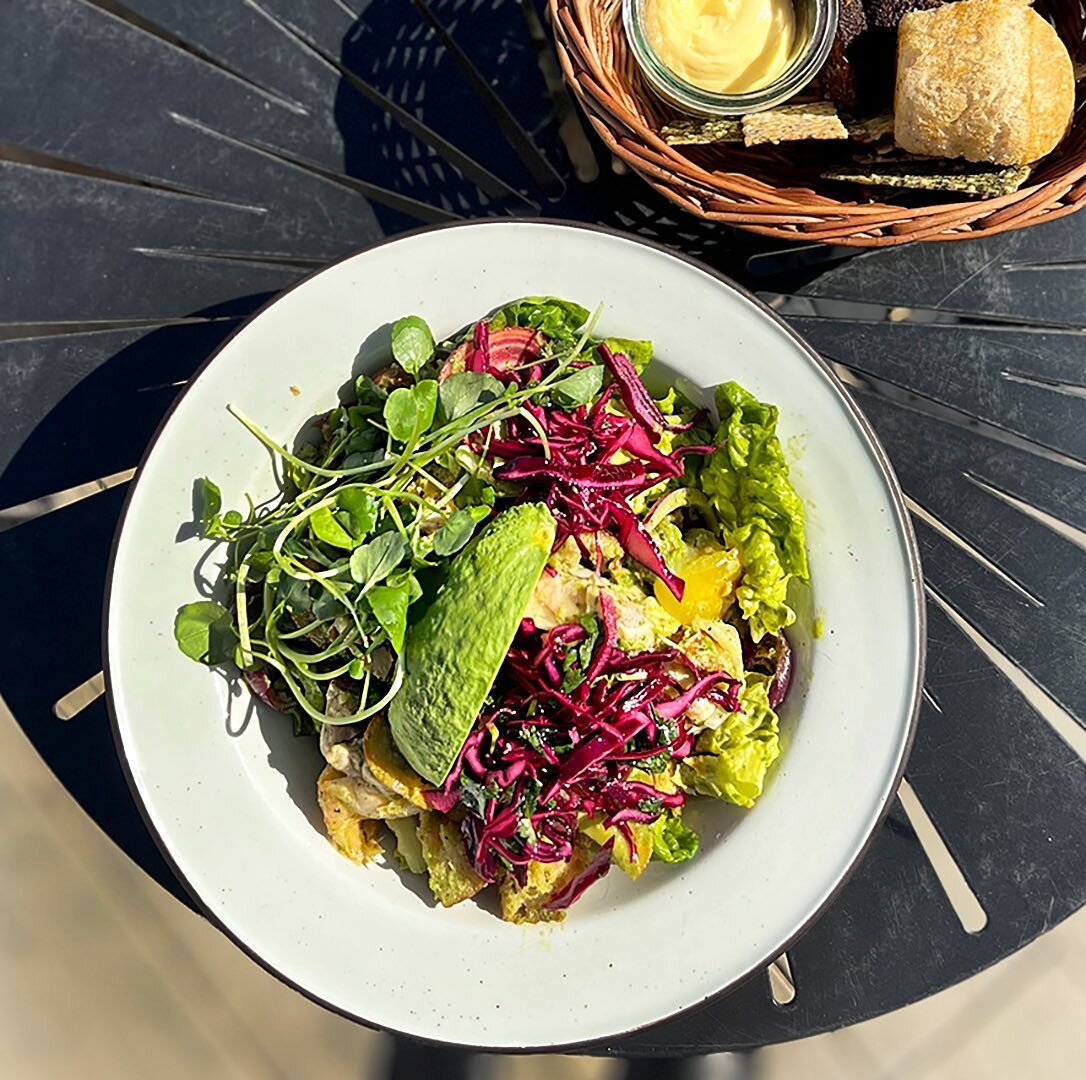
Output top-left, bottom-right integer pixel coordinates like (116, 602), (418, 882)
(600, 337), (653, 373)
(700, 381), (808, 641)
(493, 296), (589, 341)
(679, 674), (781, 809)
(651, 815), (700, 863)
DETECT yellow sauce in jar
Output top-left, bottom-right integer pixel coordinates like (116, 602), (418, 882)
(644, 0), (796, 94)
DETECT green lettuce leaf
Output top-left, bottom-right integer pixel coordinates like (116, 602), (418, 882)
(174, 601), (237, 665)
(700, 381), (807, 641)
(493, 297), (589, 341)
(387, 817), (426, 874)
(599, 337), (653, 373)
(651, 815), (700, 863)
(679, 674), (780, 809)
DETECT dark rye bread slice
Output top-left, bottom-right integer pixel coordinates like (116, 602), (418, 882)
(865, 0), (949, 31)
(823, 159), (1032, 195)
(850, 0), (954, 111)
(820, 0), (868, 111)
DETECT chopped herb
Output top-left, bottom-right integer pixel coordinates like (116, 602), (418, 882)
(460, 774), (499, 818)
(636, 752), (671, 774)
(559, 614), (601, 692)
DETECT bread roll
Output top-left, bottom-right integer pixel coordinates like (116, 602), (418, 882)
(894, 0), (1074, 164)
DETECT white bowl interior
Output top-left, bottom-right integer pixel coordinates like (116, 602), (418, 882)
(107, 222), (921, 1048)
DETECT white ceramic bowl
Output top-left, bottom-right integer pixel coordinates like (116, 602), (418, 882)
(105, 221), (923, 1050)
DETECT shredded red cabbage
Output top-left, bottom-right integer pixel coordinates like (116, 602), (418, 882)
(426, 592), (740, 897)
(544, 840), (615, 911)
(469, 335), (713, 598)
(422, 327), (736, 909)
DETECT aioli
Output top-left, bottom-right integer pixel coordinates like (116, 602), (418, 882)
(644, 0), (796, 94)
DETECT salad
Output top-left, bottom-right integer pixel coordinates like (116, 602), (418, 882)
(174, 297), (808, 922)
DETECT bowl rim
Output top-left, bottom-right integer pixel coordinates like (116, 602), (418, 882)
(102, 217), (925, 1053)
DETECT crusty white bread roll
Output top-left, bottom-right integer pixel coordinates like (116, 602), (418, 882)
(894, 0), (1075, 164)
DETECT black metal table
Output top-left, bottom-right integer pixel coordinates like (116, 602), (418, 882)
(2, 0), (1084, 1056)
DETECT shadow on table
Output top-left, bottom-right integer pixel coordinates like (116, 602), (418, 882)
(0, 1), (831, 1056)
(0, 293), (274, 908)
(331, 0), (769, 277)
(383, 1043), (756, 1079)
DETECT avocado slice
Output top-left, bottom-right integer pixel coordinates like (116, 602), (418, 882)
(389, 503), (556, 785)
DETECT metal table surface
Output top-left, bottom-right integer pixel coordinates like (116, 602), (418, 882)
(2, 0), (1084, 1057)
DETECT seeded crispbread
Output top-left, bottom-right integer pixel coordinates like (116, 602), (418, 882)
(660, 118), (743, 146)
(743, 102), (848, 146)
(824, 159), (1032, 195)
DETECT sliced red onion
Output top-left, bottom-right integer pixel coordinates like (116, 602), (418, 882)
(769, 634), (794, 709)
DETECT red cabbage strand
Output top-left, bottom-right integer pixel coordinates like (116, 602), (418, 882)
(432, 605), (741, 894)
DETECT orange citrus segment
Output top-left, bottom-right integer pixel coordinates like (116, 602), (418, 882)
(654, 546), (741, 625)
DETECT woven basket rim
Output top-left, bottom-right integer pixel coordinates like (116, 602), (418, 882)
(550, 0), (1086, 246)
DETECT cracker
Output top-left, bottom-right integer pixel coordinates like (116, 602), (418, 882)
(824, 160), (1032, 195)
(660, 118), (743, 146)
(846, 112), (896, 143)
(742, 102), (848, 146)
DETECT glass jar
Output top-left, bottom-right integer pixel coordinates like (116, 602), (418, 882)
(623, 0), (840, 116)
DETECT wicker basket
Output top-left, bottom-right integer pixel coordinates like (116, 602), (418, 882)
(550, 0), (1086, 246)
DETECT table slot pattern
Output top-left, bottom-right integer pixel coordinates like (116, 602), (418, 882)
(0, 487), (189, 902)
(618, 589), (1086, 1051)
(798, 211), (1086, 327)
(785, 320), (1086, 464)
(843, 388), (1086, 733)
(0, 321), (246, 510)
(2, 0), (1084, 1054)
(896, 777), (988, 935)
